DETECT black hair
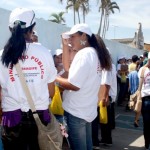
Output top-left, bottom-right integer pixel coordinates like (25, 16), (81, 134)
(132, 55), (139, 63)
(78, 32), (112, 70)
(143, 51), (148, 58)
(2, 21), (35, 68)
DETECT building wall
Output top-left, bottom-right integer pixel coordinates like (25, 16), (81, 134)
(0, 8), (144, 65)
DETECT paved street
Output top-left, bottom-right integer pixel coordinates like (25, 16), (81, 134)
(100, 106), (145, 150)
(63, 105), (145, 150)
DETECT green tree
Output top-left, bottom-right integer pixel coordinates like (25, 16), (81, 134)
(59, 0), (90, 24)
(102, 1), (120, 38)
(79, 0), (90, 23)
(49, 12), (66, 24)
(97, 0), (111, 36)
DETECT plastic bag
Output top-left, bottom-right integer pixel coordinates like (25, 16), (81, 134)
(99, 101), (108, 124)
(50, 86), (64, 115)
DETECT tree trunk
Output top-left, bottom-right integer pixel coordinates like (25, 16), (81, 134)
(97, 10), (104, 36)
(83, 10), (85, 23)
(77, 10), (80, 23)
(73, 7), (76, 25)
(102, 12), (106, 38)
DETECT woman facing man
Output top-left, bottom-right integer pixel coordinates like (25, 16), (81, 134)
(56, 23), (112, 150)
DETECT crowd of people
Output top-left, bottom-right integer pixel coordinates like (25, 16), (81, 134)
(0, 7), (150, 150)
(116, 52), (150, 150)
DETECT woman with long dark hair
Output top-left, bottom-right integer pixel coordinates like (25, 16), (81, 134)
(56, 23), (112, 150)
(0, 8), (57, 150)
(138, 53), (150, 149)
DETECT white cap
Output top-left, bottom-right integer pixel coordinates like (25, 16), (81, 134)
(54, 49), (63, 56)
(118, 56), (125, 61)
(64, 23), (92, 37)
(33, 31), (38, 36)
(148, 52), (150, 59)
(9, 8), (35, 28)
(140, 54), (143, 58)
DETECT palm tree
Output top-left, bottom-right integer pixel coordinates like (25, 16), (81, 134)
(49, 12), (66, 24)
(102, 1), (120, 38)
(66, 0), (79, 24)
(59, 0), (90, 24)
(97, 0), (111, 36)
(79, 0), (90, 23)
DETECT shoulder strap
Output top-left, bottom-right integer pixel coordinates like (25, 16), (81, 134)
(138, 66), (146, 91)
(15, 63), (39, 119)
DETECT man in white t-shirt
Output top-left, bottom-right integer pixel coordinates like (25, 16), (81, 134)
(99, 64), (117, 145)
(92, 64), (117, 147)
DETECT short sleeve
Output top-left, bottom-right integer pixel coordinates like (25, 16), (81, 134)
(101, 69), (112, 86)
(46, 52), (57, 83)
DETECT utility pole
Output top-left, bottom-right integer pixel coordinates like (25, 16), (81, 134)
(112, 25), (118, 39)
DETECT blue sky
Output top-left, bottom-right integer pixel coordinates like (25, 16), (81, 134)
(1, 0), (150, 43)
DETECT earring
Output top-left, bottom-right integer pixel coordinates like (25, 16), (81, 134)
(80, 40), (86, 46)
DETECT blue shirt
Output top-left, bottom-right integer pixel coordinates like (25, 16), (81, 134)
(128, 70), (139, 94)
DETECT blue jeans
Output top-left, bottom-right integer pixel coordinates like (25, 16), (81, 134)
(141, 97), (150, 149)
(54, 115), (64, 124)
(64, 111), (92, 150)
(0, 125), (3, 150)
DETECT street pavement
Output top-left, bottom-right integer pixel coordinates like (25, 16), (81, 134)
(99, 106), (145, 150)
(62, 105), (145, 150)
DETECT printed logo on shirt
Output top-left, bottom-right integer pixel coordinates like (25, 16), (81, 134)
(97, 62), (102, 76)
(9, 65), (15, 82)
(9, 55), (45, 82)
(31, 56), (44, 79)
(144, 72), (150, 85)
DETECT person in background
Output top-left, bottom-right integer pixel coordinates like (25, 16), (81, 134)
(143, 51), (148, 66)
(138, 55), (144, 70)
(51, 48), (66, 124)
(117, 56), (128, 106)
(53, 49), (65, 76)
(0, 8), (57, 150)
(126, 57), (132, 65)
(56, 24), (112, 150)
(128, 55), (139, 73)
(138, 52), (150, 150)
(99, 63), (117, 147)
(128, 61), (140, 127)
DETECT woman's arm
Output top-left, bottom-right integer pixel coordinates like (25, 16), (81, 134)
(48, 81), (55, 99)
(56, 76), (79, 91)
(61, 37), (71, 72)
(98, 84), (110, 107)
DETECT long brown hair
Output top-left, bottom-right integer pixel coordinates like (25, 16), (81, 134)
(2, 22), (35, 67)
(88, 34), (112, 70)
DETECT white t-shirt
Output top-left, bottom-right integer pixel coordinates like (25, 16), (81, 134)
(101, 64), (117, 102)
(138, 66), (150, 97)
(117, 64), (121, 78)
(0, 43), (57, 112)
(62, 47), (102, 122)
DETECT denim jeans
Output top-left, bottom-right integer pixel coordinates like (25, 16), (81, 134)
(64, 111), (93, 150)
(54, 115), (64, 124)
(0, 125), (3, 150)
(141, 97), (150, 149)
